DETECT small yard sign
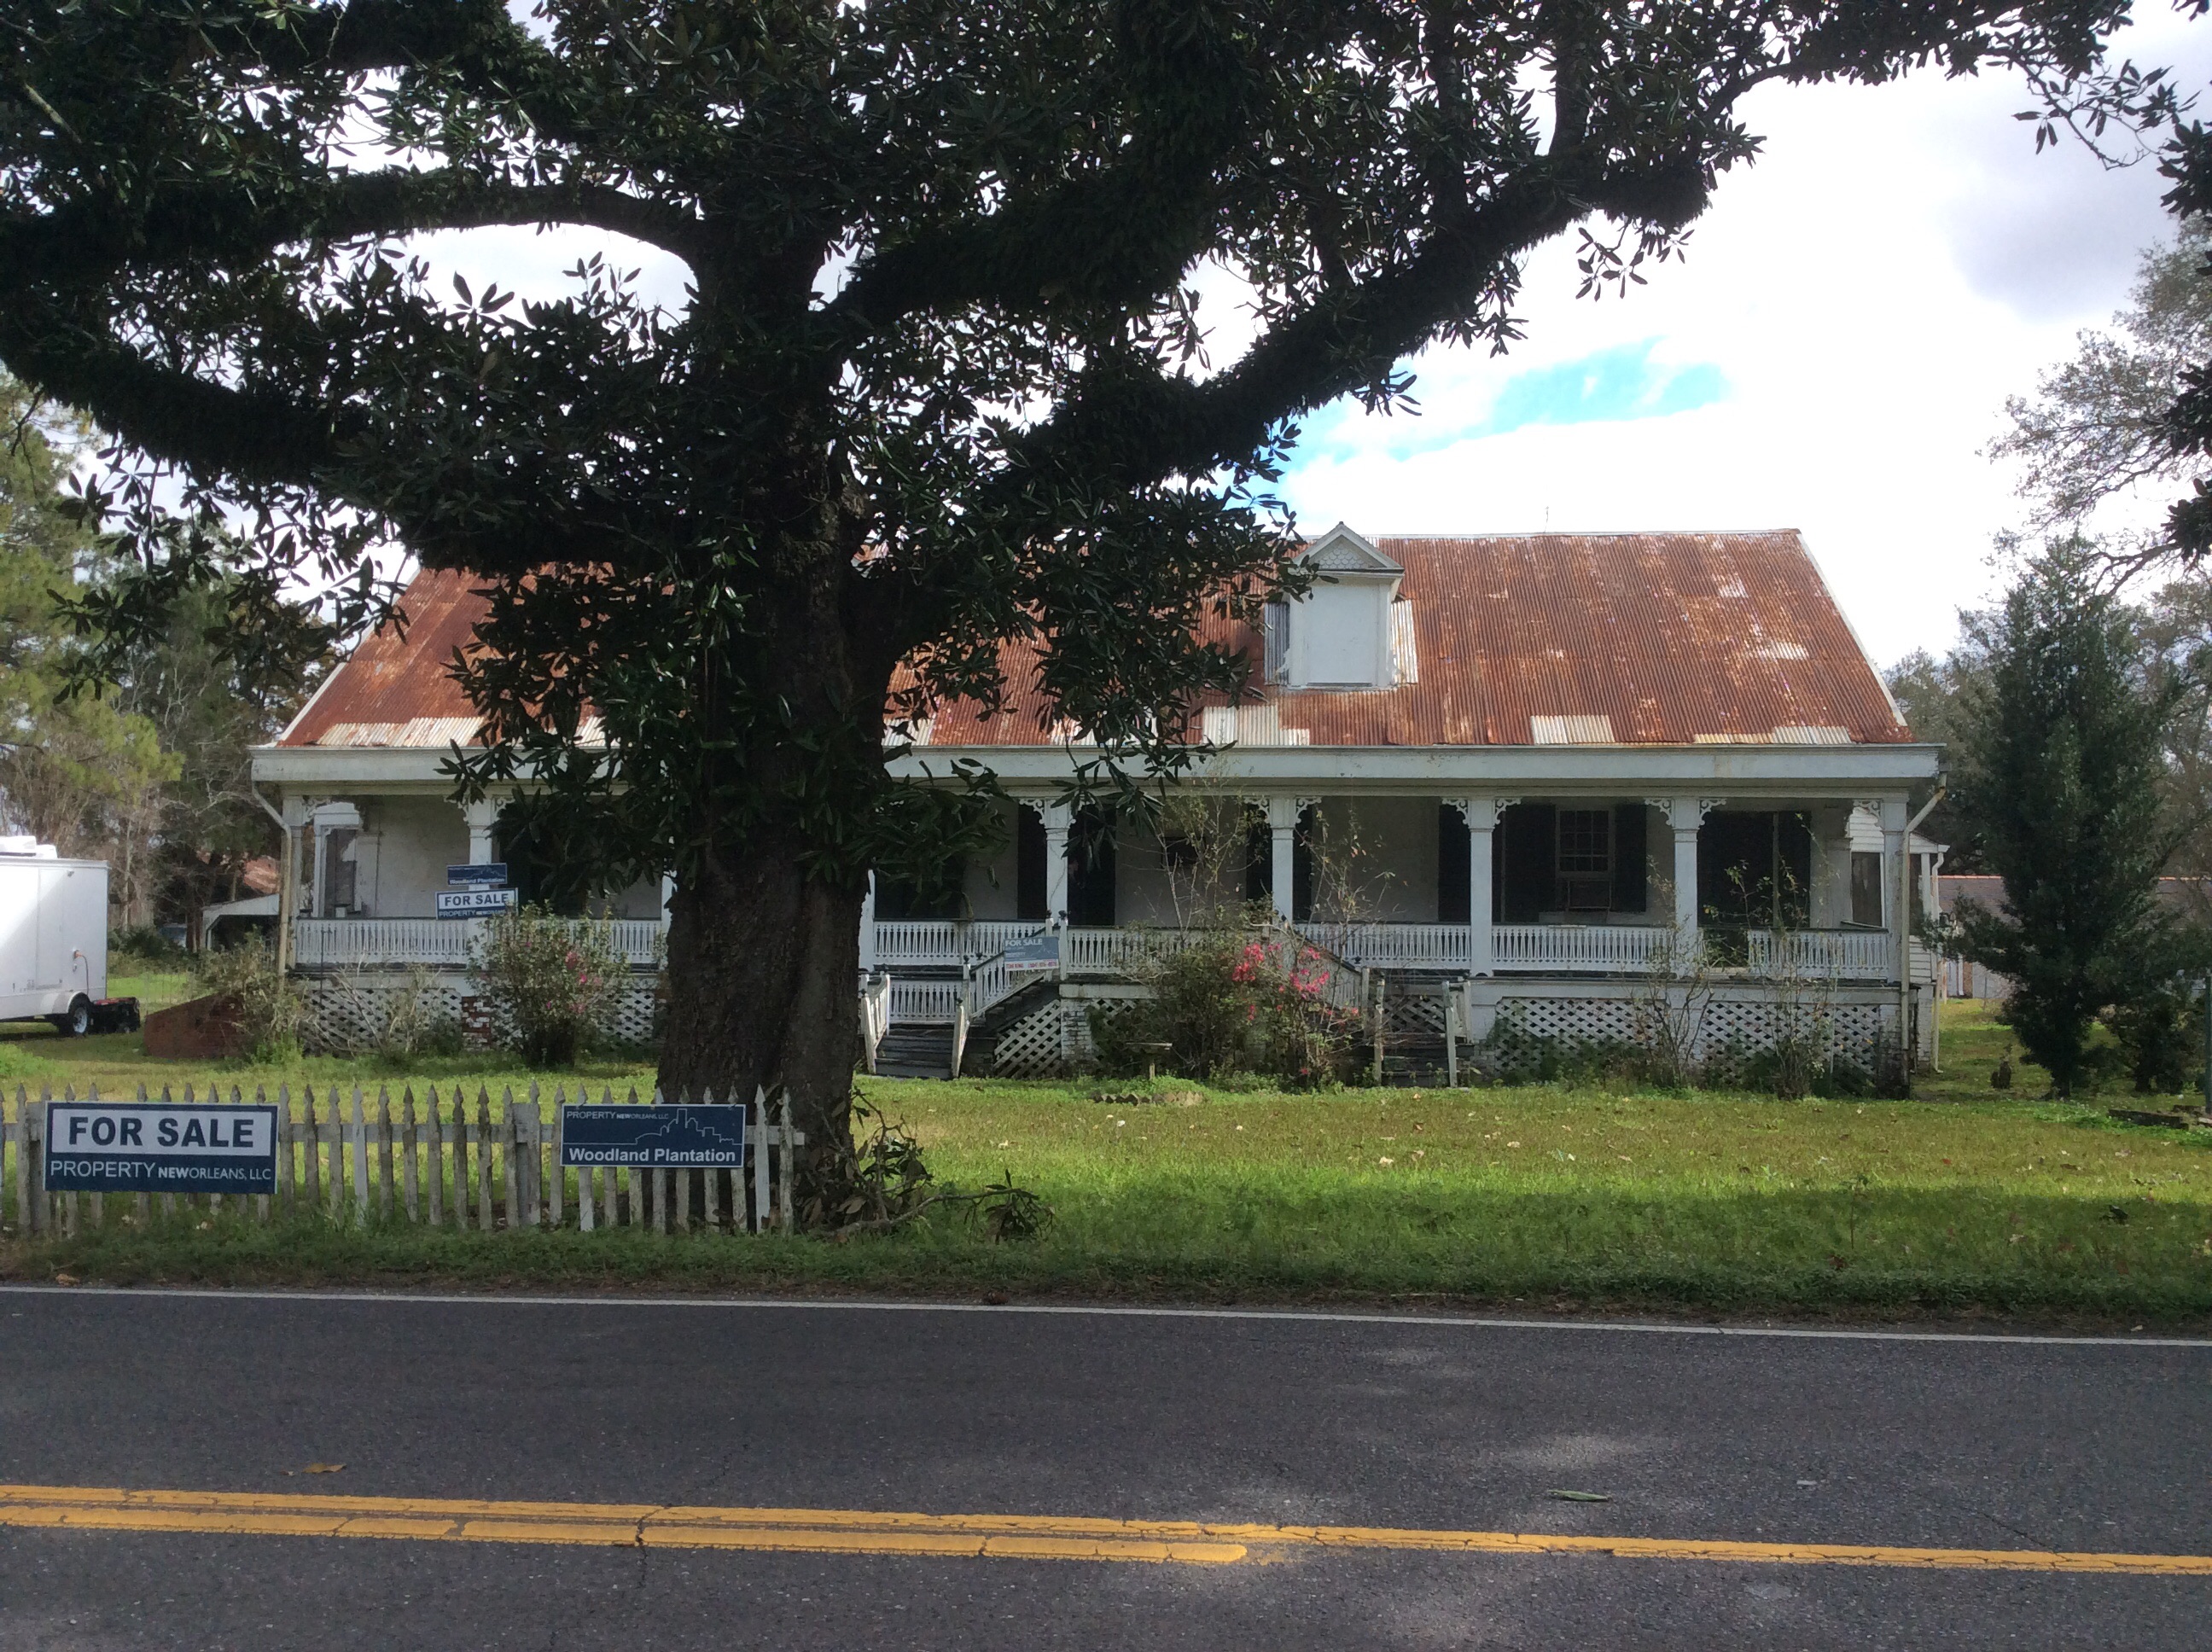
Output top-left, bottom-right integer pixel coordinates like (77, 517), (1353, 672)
(1004, 932), (1060, 973)
(446, 863), (509, 887)
(561, 1103), (748, 1169)
(44, 1102), (278, 1194)
(434, 887), (518, 917)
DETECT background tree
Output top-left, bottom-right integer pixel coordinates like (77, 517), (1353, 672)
(1950, 544), (2193, 1095)
(0, 373), (175, 903)
(0, 0), (2164, 1184)
(1992, 229), (2212, 571)
(1884, 639), (1994, 869)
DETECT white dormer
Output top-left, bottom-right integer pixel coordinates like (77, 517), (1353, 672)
(1280, 523), (1405, 690)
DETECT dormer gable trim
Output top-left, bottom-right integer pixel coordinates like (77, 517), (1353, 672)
(1303, 521), (1404, 579)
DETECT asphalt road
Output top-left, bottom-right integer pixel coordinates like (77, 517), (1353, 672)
(0, 1288), (2206, 1649)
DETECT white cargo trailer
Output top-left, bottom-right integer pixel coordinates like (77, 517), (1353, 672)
(0, 841), (138, 1036)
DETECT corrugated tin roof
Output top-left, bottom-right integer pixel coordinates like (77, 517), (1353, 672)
(283, 532), (1912, 751)
(917, 531), (1909, 747)
(282, 567), (487, 747)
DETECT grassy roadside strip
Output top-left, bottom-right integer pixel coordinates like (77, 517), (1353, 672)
(4, 1003), (2209, 1325)
(9, 1090), (2209, 1324)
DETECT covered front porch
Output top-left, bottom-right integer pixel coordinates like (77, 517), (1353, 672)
(862, 790), (1939, 988)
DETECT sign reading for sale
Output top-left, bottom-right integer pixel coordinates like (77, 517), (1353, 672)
(43, 1102), (278, 1193)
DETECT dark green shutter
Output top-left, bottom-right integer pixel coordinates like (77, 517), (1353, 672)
(1611, 803), (1647, 913)
(1499, 804), (1554, 922)
(1437, 804), (1471, 922)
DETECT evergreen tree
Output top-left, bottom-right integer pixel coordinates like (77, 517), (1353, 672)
(1952, 544), (2190, 1095)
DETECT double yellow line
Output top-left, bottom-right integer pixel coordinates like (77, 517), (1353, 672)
(3, 1484), (2207, 1574)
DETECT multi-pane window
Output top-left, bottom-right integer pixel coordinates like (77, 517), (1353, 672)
(1557, 810), (1611, 913)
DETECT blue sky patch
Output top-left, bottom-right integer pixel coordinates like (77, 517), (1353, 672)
(1289, 339), (1728, 466)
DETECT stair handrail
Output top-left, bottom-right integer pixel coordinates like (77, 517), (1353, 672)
(1266, 922), (1367, 1013)
(859, 970), (893, 1073)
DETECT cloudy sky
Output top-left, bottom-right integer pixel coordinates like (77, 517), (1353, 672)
(1278, 8), (2212, 668)
(428, 8), (2212, 672)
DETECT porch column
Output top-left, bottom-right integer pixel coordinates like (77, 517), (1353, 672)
(1265, 795), (1313, 922)
(1656, 797), (1718, 955)
(1446, 798), (1516, 976)
(1040, 800), (1072, 924)
(1881, 794), (1911, 1049)
(462, 797), (498, 866)
(276, 793), (306, 972)
(858, 871), (877, 971)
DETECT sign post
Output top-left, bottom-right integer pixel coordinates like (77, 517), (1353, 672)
(43, 1101), (278, 1195)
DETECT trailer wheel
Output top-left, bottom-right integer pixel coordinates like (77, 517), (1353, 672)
(49, 995), (92, 1038)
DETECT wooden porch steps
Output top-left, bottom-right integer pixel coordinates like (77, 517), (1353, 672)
(873, 1022), (955, 1081)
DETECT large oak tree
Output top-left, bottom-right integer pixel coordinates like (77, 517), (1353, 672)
(0, 0), (2161, 1186)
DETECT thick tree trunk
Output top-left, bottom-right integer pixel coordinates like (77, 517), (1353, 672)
(658, 836), (865, 1202)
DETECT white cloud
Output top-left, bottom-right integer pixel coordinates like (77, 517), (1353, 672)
(1278, 15), (2212, 668)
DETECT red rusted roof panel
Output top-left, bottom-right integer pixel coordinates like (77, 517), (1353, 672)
(284, 532), (1909, 749)
(281, 567), (486, 747)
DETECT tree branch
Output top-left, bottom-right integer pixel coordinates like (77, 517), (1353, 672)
(0, 299), (335, 486)
(1004, 161), (1602, 486)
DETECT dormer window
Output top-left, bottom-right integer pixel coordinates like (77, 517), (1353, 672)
(1279, 524), (1406, 691)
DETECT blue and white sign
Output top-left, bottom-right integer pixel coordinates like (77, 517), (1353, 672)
(44, 1102), (278, 1193)
(447, 863), (509, 887)
(1004, 932), (1061, 973)
(434, 887), (519, 917)
(560, 1104), (748, 1169)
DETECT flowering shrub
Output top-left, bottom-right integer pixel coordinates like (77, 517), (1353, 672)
(468, 905), (626, 1066)
(1092, 933), (1359, 1086)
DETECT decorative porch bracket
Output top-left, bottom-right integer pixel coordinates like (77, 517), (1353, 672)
(1649, 797), (1723, 955)
(1444, 797), (1518, 975)
(1019, 799), (1074, 926)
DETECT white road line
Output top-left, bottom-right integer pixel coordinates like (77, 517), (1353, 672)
(1, 1283), (2206, 1347)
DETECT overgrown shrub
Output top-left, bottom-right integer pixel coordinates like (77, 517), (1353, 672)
(1091, 933), (1359, 1086)
(190, 938), (307, 1062)
(111, 925), (187, 970)
(323, 964), (463, 1062)
(2101, 976), (2206, 1095)
(467, 905), (625, 1066)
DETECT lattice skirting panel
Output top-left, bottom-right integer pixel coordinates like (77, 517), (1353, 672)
(301, 970), (662, 1056)
(1378, 990), (1448, 1043)
(1484, 992), (1896, 1079)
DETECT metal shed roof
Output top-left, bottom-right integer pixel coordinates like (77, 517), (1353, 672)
(281, 531), (1910, 751)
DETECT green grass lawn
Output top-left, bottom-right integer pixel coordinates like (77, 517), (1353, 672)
(7, 1001), (2209, 1323)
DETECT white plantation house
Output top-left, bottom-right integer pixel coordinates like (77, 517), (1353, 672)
(249, 525), (1944, 1077)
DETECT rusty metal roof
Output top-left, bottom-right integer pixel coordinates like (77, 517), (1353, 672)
(280, 567), (486, 747)
(283, 532), (1911, 750)
(919, 531), (1910, 747)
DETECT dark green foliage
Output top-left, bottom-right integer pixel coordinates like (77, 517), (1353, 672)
(1951, 546), (2191, 1095)
(2098, 934), (2212, 1094)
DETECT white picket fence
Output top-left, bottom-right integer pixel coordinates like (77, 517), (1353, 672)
(1, 1083), (802, 1239)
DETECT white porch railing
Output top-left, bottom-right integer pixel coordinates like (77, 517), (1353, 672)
(888, 979), (964, 1023)
(1493, 923), (1674, 973)
(1746, 929), (1893, 982)
(1300, 922), (1470, 970)
(870, 921), (1045, 969)
(1062, 926), (1216, 974)
(293, 917), (665, 969)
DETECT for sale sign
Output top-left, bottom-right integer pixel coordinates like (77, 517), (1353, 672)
(434, 887), (518, 917)
(43, 1102), (278, 1193)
